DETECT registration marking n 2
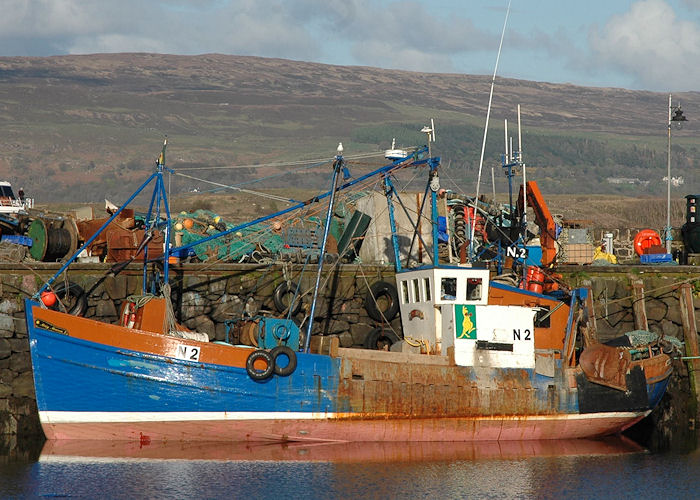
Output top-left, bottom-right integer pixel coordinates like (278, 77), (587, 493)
(176, 344), (200, 362)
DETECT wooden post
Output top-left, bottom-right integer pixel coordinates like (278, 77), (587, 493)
(583, 284), (598, 346)
(679, 283), (700, 408)
(631, 280), (648, 331)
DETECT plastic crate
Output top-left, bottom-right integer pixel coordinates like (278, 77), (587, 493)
(640, 253), (673, 264)
(1, 234), (32, 246)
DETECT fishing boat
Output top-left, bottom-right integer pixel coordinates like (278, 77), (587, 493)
(25, 140), (673, 443)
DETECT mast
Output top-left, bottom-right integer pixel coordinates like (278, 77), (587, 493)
(303, 143), (345, 353)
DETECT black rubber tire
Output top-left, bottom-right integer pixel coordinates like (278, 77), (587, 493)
(273, 282), (302, 316)
(364, 281), (399, 322)
(246, 349), (274, 381)
(270, 345), (297, 377)
(363, 327), (401, 351)
(51, 282), (87, 316)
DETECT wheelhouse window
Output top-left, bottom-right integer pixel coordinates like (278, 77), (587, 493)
(441, 277), (456, 300)
(424, 278), (431, 301)
(400, 280), (409, 304)
(412, 279), (421, 303)
(466, 278), (483, 301)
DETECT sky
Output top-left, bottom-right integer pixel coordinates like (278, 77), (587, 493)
(2, 0), (700, 92)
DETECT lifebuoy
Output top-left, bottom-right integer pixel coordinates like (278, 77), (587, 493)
(364, 281), (399, 322)
(51, 282), (87, 316)
(270, 345), (297, 377)
(273, 282), (302, 316)
(246, 349), (274, 381)
(120, 301), (137, 328)
(633, 229), (662, 257)
(363, 327), (401, 350)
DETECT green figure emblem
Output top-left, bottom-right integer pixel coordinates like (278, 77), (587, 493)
(456, 305), (477, 339)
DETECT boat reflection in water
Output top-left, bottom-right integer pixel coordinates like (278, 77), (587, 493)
(40, 436), (644, 463)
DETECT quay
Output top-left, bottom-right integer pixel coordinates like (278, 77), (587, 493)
(1, 261), (699, 456)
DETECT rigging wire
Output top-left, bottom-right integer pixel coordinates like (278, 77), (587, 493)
(176, 150), (391, 171)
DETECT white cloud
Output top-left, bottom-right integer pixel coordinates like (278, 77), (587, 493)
(589, 0), (700, 90)
(0, 0), (497, 71)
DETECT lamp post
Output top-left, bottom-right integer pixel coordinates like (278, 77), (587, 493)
(666, 94), (687, 254)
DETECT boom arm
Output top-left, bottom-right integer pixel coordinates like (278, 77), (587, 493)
(517, 181), (558, 267)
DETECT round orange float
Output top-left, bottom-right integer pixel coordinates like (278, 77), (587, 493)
(633, 229), (662, 256)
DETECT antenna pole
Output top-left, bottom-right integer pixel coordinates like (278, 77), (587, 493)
(518, 104), (527, 241)
(470, 0), (512, 259)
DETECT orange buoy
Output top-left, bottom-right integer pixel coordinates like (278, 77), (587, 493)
(526, 266), (545, 294)
(183, 218), (194, 230)
(633, 229), (662, 256)
(40, 290), (57, 307)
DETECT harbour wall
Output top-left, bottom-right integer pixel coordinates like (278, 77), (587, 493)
(1, 262), (700, 453)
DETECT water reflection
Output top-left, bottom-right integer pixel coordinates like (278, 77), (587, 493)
(6, 438), (700, 499)
(39, 437), (644, 463)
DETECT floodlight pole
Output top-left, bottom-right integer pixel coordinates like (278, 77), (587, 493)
(666, 93), (673, 254)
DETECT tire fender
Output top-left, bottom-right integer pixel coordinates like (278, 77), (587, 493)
(273, 282), (302, 316)
(270, 345), (297, 377)
(246, 349), (274, 381)
(364, 281), (399, 322)
(51, 281), (87, 316)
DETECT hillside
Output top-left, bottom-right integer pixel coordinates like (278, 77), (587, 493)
(1, 53), (698, 210)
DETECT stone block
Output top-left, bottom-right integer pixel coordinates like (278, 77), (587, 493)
(211, 295), (243, 322)
(9, 352), (31, 373)
(0, 368), (13, 384)
(190, 314), (216, 341)
(13, 314), (26, 336)
(95, 299), (118, 319)
(9, 338), (28, 353)
(181, 291), (210, 317)
(126, 275), (142, 296)
(0, 299), (19, 315)
(660, 319), (681, 339)
(184, 276), (211, 292)
(0, 315), (15, 334)
(646, 301), (667, 323)
(11, 371), (35, 398)
(0, 338), (10, 360)
(338, 331), (354, 347)
(328, 320), (350, 335)
(350, 323), (373, 345)
(21, 275), (38, 296)
(102, 275), (127, 300)
(208, 277), (227, 296)
(214, 323), (227, 342)
(0, 383), (11, 398)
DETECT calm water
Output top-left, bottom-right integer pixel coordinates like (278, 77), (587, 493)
(1, 438), (699, 499)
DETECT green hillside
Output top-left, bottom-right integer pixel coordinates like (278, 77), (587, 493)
(0, 53), (698, 203)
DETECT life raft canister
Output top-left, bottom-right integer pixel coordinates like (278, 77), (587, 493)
(633, 229), (662, 256)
